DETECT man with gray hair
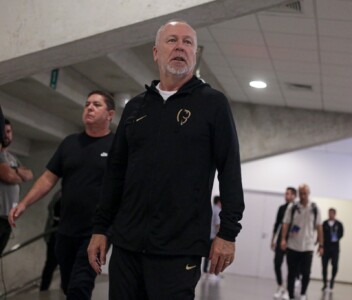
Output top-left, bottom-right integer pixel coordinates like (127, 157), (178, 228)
(88, 20), (244, 299)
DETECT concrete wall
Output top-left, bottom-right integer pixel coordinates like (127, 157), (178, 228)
(232, 102), (352, 162)
(0, 0), (289, 85)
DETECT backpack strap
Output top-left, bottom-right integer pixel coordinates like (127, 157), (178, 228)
(289, 202), (318, 233)
(288, 204), (298, 233)
(311, 202), (317, 228)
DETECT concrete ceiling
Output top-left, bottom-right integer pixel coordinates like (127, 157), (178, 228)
(1, 0), (352, 157)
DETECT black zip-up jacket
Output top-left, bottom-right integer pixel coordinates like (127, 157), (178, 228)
(322, 219), (343, 249)
(93, 76), (244, 256)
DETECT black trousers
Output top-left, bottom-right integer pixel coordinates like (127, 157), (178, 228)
(322, 245), (339, 288)
(109, 246), (201, 300)
(286, 249), (313, 299)
(40, 233), (58, 290)
(0, 218), (11, 255)
(55, 233), (97, 300)
(274, 246), (286, 286)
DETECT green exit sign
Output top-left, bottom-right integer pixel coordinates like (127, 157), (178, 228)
(50, 69), (59, 89)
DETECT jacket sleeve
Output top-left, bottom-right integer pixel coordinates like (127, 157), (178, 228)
(213, 95), (244, 242)
(92, 105), (131, 235)
(339, 221), (344, 239)
(273, 206), (283, 235)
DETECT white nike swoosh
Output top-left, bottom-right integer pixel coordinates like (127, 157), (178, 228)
(185, 264), (197, 271)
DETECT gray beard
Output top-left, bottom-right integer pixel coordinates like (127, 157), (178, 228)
(165, 64), (193, 77)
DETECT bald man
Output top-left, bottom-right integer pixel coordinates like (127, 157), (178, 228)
(281, 184), (323, 300)
(88, 19), (244, 300)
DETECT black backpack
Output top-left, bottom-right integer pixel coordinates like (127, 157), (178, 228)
(289, 202), (317, 231)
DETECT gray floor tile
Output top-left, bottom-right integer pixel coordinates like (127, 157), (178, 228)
(8, 273), (352, 300)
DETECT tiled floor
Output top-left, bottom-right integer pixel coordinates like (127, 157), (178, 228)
(8, 273), (352, 300)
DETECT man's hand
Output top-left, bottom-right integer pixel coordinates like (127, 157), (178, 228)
(87, 234), (108, 274)
(280, 239), (287, 251)
(209, 236), (235, 275)
(271, 240), (276, 251)
(8, 202), (26, 227)
(317, 246), (324, 257)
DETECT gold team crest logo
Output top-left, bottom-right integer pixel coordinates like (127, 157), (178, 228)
(177, 109), (191, 126)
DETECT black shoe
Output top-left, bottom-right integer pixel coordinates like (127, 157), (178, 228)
(330, 280), (334, 290)
(321, 284), (327, 291)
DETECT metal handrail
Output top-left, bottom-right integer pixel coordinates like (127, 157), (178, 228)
(1, 227), (57, 258)
(0, 227), (59, 298)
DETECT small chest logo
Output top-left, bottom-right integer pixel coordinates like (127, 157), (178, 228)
(177, 109), (191, 126)
(100, 152), (108, 157)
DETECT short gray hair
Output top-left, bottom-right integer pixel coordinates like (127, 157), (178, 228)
(155, 19), (197, 47)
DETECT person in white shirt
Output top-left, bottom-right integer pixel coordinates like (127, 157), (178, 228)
(281, 184), (324, 300)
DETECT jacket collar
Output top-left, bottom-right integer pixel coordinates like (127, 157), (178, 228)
(145, 76), (208, 96)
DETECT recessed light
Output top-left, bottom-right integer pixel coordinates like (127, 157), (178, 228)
(249, 80), (267, 89)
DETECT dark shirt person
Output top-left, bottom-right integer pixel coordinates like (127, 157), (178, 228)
(88, 19), (245, 300)
(321, 208), (343, 292)
(8, 91), (115, 300)
(271, 187), (296, 299)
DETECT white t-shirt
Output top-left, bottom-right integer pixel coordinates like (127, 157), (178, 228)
(283, 201), (322, 252)
(156, 83), (177, 101)
(0, 151), (20, 217)
(328, 220), (334, 227)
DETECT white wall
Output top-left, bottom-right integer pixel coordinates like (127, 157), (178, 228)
(212, 145), (352, 283)
(223, 191), (351, 283)
(224, 191), (283, 279)
(241, 148), (352, 201)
